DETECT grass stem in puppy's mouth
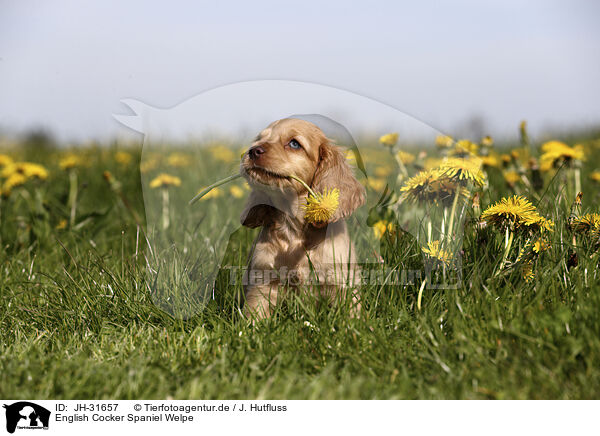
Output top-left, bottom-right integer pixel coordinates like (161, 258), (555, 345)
(189, 172), (339, 225)
(189, 173), (242, 205)
(287, 174), (317, 197)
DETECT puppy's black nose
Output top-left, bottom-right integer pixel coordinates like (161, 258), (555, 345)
(248, 146), (265, 160)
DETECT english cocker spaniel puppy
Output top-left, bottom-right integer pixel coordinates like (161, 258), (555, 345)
(240, 118), (366, 319)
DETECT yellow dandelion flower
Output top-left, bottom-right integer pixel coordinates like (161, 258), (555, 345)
(532, 216), (554, 232)
(481, 195), (551, 232)
(573, 191), (583, 208)
(367, 178), (387, 192)
(373, 220), (394, 239)
(522, 261), (535, 282)
(515, 236), (550, 282)
(439, 157), (485, 187)
(26, 163), (49, 180)
(167, 152), (190, 168)
(395, 150), (415, 165)
(2, 172), (27, 192)
(103, 170), (123, 192)
(593, 226), (600, 241)
(533, 238), (551, 253)
(500, 154), (512, 165)
(303, 188), (340, 224)
(401, 170), (438, 194)
(422, 240), (453, 267)
(481, 154), (500, 168)
(516, 238), (549, 264)
(229, 185), (245, 199)
(400, 169), (465, 206)
(140, 157), (160, 173)
(374, 166), (392, 178)
(2, 162), (49, 180)
(0, 154), (14, 167)
(149, 173), (181, 188)
(59, 154), (84, 170)
(115, 151), (133, 165)
(590, 171), (600, 183)
(512, 211), (548, 233)
(503, 170), (521, 186)
(571, 213), (600, 233)
(56, 219), (68, 230)
(481, 136), (494, 147)
(103, 170), (114, 184)
(541, 140), (571, 154)
(379, 133), (399, 147)
(540, 140), (585, 171)
(435, 135), (453, 148)
(481, 195), (536, 229)
(208, 146), (235, 163)
(197, 186), (223, 200)
(450, 139), (479, 157)
(400, 169), (441, 203)
(519, 120), (527, 134)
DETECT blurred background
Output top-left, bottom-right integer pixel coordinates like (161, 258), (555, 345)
(1, 0), (599, 143)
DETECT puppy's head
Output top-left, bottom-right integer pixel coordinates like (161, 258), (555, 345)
(241, 118), (365, 227)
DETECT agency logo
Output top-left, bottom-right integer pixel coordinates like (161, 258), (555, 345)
(3, 402), (50, 434)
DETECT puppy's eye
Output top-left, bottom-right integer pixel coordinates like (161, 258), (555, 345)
(288, 139), (301, 150)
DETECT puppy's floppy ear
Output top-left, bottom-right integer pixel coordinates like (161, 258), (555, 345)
(311, 139), (366, 223)
(240, 190), (277, 228)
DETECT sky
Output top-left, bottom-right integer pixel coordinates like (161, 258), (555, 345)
(1, 0), (599, 142)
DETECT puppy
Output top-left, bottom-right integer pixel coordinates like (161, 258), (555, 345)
(240, 118), (366, 319)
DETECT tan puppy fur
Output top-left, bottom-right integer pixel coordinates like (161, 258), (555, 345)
(240, 118), (365, 320)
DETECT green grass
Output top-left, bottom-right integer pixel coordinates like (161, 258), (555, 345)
(1, 136), (600, 399)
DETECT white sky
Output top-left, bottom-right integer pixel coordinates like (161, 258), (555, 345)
(1, 0), (599, 142)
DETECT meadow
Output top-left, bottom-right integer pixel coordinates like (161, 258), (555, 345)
(1, 123), (600, 400)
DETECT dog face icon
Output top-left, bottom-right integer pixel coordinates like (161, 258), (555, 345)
(3, 402), (50, 434)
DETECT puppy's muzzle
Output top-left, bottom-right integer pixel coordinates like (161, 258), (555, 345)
(248, 145), (265, 160)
